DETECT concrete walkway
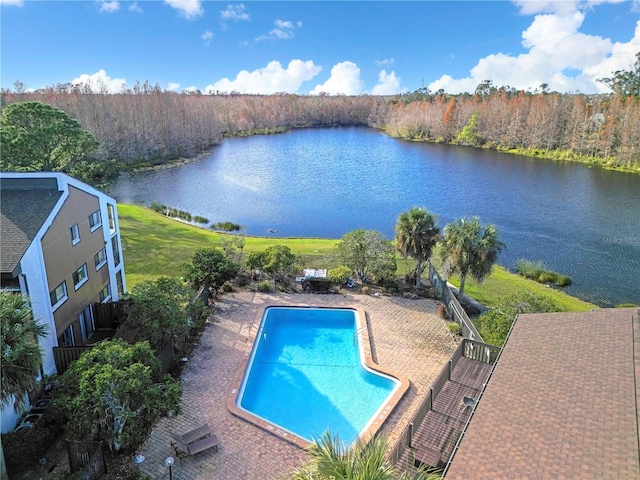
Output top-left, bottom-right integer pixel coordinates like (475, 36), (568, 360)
(136, 291), (458, 480)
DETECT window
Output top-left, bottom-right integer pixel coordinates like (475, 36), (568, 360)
(99, 283), (111, 303)
(50, 281), (67, 309)
(58, 324), (74, 347)
(89, 210), (102, 231)
(94, 247), (107, 270)
(72, 264), (88, 290)
(78, 305), (94, 343)
(112, 236), (121, 266)
(70, 223), (80, 245)
(107, 204), (116, 233)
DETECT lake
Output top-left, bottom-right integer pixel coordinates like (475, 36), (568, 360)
(112, 127), (640, 307)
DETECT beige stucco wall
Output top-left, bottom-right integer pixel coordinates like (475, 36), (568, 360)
(41, 186), (111, 340)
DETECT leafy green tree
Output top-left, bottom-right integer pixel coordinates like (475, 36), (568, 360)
(125, 277), (205, 353)
(598, 51), (640, 98)
(288, 431), (439, 480)
(395, 207), (440, 288)
(67, 158), (119, 191)
(245, 250), (269, 272)
(55, 339), (181, 453)
(263, 245), (298, 288)
(0, 292), (48, 413)
(335, 229), (396, 284)
(438, 217), (504, 300)
(477, 292), (564, 345)
(183, 247), (239, 294)
(0, 101), (99, 171)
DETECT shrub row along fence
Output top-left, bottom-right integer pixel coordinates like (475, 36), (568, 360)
(427, 261), (483, 342)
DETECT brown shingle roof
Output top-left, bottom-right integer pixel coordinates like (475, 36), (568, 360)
(445, 308), (640, 479)
(0, 180), (62, 273)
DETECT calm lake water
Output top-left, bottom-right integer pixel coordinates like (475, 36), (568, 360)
(112, 127), (640, 307)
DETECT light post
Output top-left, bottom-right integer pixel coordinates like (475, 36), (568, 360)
(165, 456), (175, 480)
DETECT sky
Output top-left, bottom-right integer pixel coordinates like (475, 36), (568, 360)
(1, 0), (639, 95)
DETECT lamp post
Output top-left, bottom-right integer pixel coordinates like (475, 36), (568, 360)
(165, 456), (175, 480)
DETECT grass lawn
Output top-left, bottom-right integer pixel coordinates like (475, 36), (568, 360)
(118, 204), (339, 287)
(448, 267), (596, 311)
(118, 204), (598, 312)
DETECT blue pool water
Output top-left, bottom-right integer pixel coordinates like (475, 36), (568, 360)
(237, 307), (400, 444)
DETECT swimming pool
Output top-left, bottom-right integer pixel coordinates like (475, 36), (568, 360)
(230, 306), (408, 447)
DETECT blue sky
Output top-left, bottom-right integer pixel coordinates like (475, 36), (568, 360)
(1, 1), (638, 95)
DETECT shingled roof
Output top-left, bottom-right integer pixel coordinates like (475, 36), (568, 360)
(445, 308), (640, 479)
(0, 177), (62, 274)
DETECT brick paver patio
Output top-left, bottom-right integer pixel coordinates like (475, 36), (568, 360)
(136, 291), (457, 480)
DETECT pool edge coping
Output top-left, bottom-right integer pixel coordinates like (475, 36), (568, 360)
(226, 304), (411, 450)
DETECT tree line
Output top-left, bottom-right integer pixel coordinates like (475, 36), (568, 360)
(1, 55), (638, 172)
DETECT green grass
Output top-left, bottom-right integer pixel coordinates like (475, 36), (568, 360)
(448, 266), (596, 312)
(119, 204), (598, 312)
(118, 204), (339, 287)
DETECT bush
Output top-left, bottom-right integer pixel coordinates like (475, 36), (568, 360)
(327, 266), (352, 285)
(362, 286), (370, 295)
(257, 281), (271, 292)
(221, 282), (233, 292)
(447, 321), (461, 336)
(515, 259), (572, 287)
(150, 202), (167, 214)
(2, 426), (54, 474)
(193, 215), (209, 224)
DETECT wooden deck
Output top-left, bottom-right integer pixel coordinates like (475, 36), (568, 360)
(396, 356), (493, 474)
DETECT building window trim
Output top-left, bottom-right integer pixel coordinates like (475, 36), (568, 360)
(59, 324), (74, 347)
(73, 264), (89, 291)
(71, 223), (80, 246)
(94, 247), (107, 271)
(89, 210), (102, 233)
(50, 281), (68, 311)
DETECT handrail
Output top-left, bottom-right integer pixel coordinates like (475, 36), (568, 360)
(428, 261), (483, 342)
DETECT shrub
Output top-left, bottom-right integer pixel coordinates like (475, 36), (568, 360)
(516, 259), (571, 287)
(555, 274), (572, 287)
(221, 282), (233, 292)
(447, 321), (461, 336)
(327, 266), (352, 285)
(150, 202), (167, 214)
(2, 426), (54, 474)
(213, 221), (242, 232)
(257, 281), (271, 292)
(362, 286), (370, 295)
(193, 215), (209, 224)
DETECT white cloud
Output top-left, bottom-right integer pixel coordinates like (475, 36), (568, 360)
(129, 2), (142, 13)
(256, 19), (299, 41)
(164, 0), (203, 19)
(374, 58), (395, 66)
(167, 82), (181, 92)
(371, 70), (404, 95)
(0, 0), (25, 6)
(202, 30), (214, 45)
(72, 70), (126, 93)
(205, 59), (322, 94)
(220, 3), (249, 26)
(97, 1), (119, 13)
(310, 61), (365, 95)
(429, 8), (639, 94)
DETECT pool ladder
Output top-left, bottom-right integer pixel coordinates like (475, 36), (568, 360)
(247, 322), (266, 343)
(352, 325), (368, 345)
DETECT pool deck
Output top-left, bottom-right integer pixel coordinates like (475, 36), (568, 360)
(136, 291), (458, 480)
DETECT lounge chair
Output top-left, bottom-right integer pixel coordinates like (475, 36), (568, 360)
(170, 424), (220, 461)
(171, 434), (220, 461)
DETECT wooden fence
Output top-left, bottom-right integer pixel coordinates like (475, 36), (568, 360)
(66, 441), (107, 479)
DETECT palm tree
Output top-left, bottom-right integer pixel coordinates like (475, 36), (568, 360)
(287, 431), (440, 480)
(0, 291), (48, 413)
(395, 207), (440, 288)
(439, 216), (505, 300)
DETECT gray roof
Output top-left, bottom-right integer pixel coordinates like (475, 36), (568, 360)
(1, 178), (62, 274)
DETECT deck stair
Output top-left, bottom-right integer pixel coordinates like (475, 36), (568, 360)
(395, 354), (494, 475)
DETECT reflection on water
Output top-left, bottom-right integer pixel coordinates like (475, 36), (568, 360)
(112, 127), (640, 307)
